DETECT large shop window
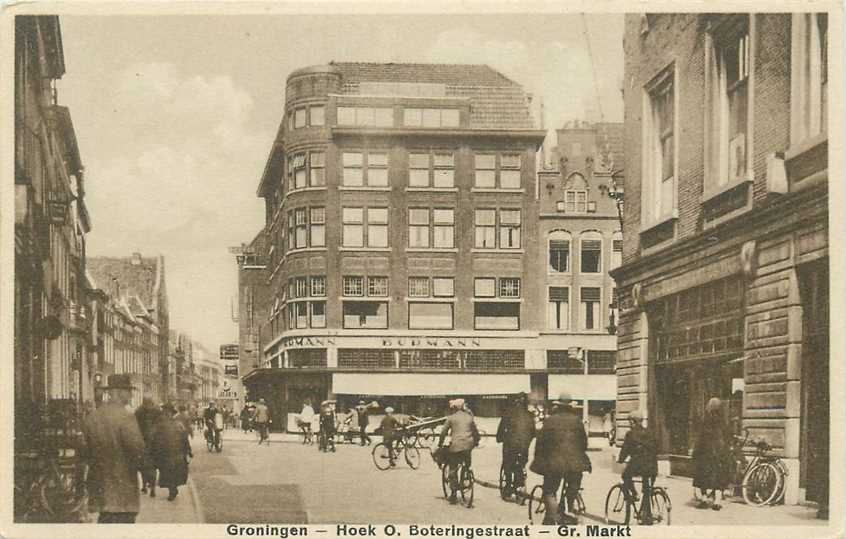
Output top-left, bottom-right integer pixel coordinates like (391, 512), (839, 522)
(342, 301), (388, 329)
(399, 350), (461, 369)
(474, 302), (520, 330)
(409, 302), (454, 329)
(464, 350), (525, 370)
(337, 348), (395, 369)
(288, 349), (327, 368)
(651, 276), (745, 456)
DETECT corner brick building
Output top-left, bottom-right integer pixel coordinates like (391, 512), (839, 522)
(613, 13), (829, 508)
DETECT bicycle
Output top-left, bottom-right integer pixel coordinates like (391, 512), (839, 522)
(255, 421), (270, 445)
(527, 482), (586, 524)
(297, 421), (314, 445)
(499, 457), (528, 504)
(205, 426), (223, 453)
(372, 435), (420, 470)
(440, 453), (474, 508)
(604, 477), (671, 526)
(733, 428), (788, 506)
(318, 427), (336, 452)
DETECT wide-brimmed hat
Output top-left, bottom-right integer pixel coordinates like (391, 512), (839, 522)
(103, 374), (134, 390)
(628, 409), (644, 421)
(552, 392), (580, 407)
(449, 398), (465, 409)
(385, 406), (394, 413)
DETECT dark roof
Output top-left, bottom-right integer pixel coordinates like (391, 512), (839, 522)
(87, 256), (160, 309)
(330, 62), (519, 87)
(330, 62), (534, 130)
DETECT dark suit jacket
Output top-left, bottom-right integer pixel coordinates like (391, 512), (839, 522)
(530, 408), (590, 476)
(618, 424), (658, 477)
(496, 407), (536, 452)
(81, 401), (147, 513)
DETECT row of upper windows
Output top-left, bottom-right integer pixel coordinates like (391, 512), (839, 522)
(271, 278), (610, 332)
(287, 105), (463, 131)
(642, 14), (828, 227)
(275, 206), (521, 251)
(283, 150), (524, 191)
(548, 231), (623, 274)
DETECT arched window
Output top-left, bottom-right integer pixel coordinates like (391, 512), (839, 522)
(610, 231), (623, 271)
(580, 231), (603, 274)
(548, 230), (571, 273)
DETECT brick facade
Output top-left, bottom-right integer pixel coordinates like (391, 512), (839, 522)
(614, 13), (829, 507)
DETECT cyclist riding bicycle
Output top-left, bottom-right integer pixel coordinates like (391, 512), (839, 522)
(617, 409), (658, 525)
(380, 407), (401, 466)
(496, 392), (535, 500)
(529, 392), (590, 525)
(203, 401), (223, 448)
(297, 400), (316, 442)
(439, 399), (480, 505)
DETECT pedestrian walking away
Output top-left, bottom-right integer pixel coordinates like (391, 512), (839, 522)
(529, 392), (591, 525)
(254, 398), (271, 444)
(617, 409), (658, 524)
(356, 400), (373, 446)
(175, 404), (195, 439)
(693, 397), (733, 511)
(79, 375), (147, 523)
(439, 399), (480, 505)
(134, 397), (161, 497)
(149, 403), (192, 501)
(496, 392), (535, 501)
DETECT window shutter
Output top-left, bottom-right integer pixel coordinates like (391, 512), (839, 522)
(549, 287), (569, 301)
(582, 240), (601, 250)
(550, 240), (570, 251)
(581, 287), (601, 302)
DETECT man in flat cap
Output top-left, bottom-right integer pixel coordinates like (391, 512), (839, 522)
(618, 409), (657, 524)
(439, 398), (480, 504)
(530, 392), (590, 524)
(80, 374), (146, 523)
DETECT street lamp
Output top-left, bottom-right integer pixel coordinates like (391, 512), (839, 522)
(607, 177), (624, 232)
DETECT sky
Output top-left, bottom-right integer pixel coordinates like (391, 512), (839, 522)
(57, 12), (624, 353)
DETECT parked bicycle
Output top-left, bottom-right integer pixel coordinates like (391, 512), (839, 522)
(527, 483), (586, 524)
(732, 428), (789, 506)
(604, 477), (671, 526)
(371, 434), (420, 470)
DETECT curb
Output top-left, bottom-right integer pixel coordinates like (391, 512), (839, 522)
(188, 476), (205, 523)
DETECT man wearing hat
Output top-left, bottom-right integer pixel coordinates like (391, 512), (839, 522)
(355, 400), (372, 446)
(617, 409), (658, 525)
(379, 407), (402, 466)
(80, 374), (147, 523)
(254, 398), (271, 445)
(496, 392), (535, 500)
(529, 392), (590, 525)
(439, 399), (481, 504)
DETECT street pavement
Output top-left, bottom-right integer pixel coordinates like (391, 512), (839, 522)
(160, 428), (825, 527)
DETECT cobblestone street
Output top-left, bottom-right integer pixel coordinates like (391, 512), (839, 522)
(165, 431), (827, 528)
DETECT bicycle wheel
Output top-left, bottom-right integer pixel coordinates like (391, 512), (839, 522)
(650, 487), (671, 525)
(604, 484), (631, 525)
(458, 466), (474, 508)
(499, 465), (510, 499)
(206, 435), (214, 452)
(405, 445), (421, 469)
(39, 468), (86, 519)
(371, 443), (392, 471)
(216, 434), (223, 453)
(742, 461), (782, 506)
(528, 485), (545, 524)
(573, 492), (586, 515)
(441, 462), (450, 499)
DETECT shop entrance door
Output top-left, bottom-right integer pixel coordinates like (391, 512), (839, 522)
(799, 260), (829, 505)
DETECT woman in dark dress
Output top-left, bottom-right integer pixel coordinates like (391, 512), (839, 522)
(150, 403), (192, 501)
(693, 397), (732, 510)
(135, 397), (161, 496)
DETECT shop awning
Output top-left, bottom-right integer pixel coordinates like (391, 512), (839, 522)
(548, 374), (617, 401)
(332, 373), (530, 396)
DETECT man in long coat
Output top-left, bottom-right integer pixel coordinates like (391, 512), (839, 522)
(134, 397), (160, 496)
(496, 392), (535, 499)
(530, 393), (590, 525)
(438, 399), (481, 503)
(80, 375), (146, 523)
(149, 403), (192, 501)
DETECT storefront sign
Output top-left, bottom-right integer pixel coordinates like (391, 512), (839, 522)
(220, 344), (239, 361)
(381, 337), (482, 348)
(280, 336), (336, 348)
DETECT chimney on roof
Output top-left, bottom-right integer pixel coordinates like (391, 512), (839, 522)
(131, 252), (142, 266)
